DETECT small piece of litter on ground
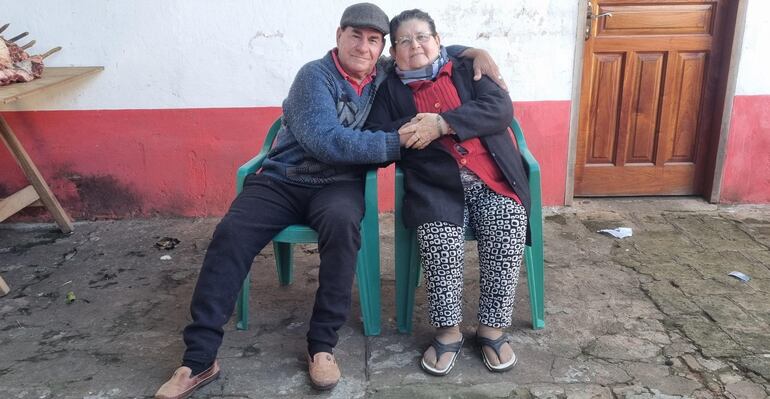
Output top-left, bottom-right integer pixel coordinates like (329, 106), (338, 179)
(728, 271), (751, 282)
(65, 291), (76, 304)
(63, 248), (77, 261)
(598, 227), (633, 239)
(160, 255), (172, 261)
(155, 237), (181, 250)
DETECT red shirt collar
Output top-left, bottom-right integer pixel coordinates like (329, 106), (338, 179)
(331, 48), (376, 95)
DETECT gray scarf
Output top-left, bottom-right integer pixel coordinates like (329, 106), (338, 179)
(395, 46), (449, 84)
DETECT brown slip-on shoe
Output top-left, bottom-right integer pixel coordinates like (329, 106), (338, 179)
(154, 360), (220, 399)
(307, 352), (340, 390)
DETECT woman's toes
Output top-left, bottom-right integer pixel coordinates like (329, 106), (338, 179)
(482, 345), (501, 366)
(423, 346), (438, 367)
(436, 352), (454, 370)
(481, 341), (513, 366)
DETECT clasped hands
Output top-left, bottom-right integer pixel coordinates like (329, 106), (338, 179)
(399, 113), (451, 150)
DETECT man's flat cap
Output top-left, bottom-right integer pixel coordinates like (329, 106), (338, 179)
(340, 3), (389, 35)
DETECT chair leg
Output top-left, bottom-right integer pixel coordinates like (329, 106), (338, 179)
(526, 163), (545, 330)
(406, 233), (421, 331)
(356, 197), (381, 336)
(355, 243), (381, 336)
(395, 223), (412, 333)
(394, 168), (421, 334)
(525, 245), (545, 330)
(395, 230), (421, 334)
(236, 272), (250, 330)
(273, 242), (294, 286)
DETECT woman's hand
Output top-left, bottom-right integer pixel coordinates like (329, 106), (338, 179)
(399, 113), (450, 150)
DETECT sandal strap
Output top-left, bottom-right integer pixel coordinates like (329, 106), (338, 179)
(429, 337), (464, 360)
(477, 334), (512, 358)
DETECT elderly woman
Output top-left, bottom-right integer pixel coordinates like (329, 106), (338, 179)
(365, 9), (531, 376)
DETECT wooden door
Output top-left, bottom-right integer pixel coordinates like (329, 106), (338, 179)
(575, 0), (732, 196)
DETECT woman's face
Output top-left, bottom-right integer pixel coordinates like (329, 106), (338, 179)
(391, 18), (441, 71)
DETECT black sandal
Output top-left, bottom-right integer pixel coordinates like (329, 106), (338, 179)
(420, 336), (464, 376)
(477, 333), (517, 372)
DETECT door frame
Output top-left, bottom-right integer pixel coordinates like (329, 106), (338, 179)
(564, 0), (749, 205)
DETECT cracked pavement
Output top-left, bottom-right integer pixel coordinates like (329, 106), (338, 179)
(1, 199), (769, 398)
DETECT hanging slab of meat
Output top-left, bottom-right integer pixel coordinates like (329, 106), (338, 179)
(0, 24), (61, 86)
(0, 40), (11, 69)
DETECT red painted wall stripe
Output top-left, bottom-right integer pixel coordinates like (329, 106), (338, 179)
(1, 102), (570, 221)
(1, 108), (282, 218)
(720, 95), (770, 203)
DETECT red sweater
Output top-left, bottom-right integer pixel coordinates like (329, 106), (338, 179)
(408, 61), (520, 203)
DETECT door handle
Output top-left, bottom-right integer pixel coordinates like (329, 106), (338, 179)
(585, 1), (613, 40)
(589, 12), (613, 19)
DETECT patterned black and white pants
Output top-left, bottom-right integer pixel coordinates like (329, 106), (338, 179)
(416, 169), (527, 328)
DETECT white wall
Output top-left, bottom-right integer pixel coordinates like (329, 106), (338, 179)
(1, 0), (578, 111)
(735, 0), (770, 96)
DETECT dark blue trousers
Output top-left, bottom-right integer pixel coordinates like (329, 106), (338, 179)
(182, 173), (364, 367)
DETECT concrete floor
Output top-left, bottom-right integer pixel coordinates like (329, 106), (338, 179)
(1, 198), (769, 399)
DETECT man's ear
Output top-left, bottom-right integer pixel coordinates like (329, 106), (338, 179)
(336, 27), (343, 45)
(389, 46), (396, 58)
(378, 36), (386, 54)
(435, 33), (441, 47)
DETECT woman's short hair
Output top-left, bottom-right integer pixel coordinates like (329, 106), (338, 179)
(389, 9), (437, 48)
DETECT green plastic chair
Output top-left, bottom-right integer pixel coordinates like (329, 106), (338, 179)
(234, 118), (382, 336)
(394, 117), (545, 333)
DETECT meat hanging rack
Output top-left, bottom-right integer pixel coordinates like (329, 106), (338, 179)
(0, 23), (61, 86)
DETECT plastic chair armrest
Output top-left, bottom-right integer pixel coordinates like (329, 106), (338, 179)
(236, 118), (283, 194)
(236, 153), (268, 193)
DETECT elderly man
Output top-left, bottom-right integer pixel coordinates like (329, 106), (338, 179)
(154, 3), (504, 397)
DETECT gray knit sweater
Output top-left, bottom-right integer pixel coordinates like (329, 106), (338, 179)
(260, 51), (401, 186)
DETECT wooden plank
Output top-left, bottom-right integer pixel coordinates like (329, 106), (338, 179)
(0, 185), (40, 222)
(599, 4), (715, 36)
(592, 36), (712, 51)
(670, 51), (707, 162)
(0, 275), (9, 297)
(0, 66), (104, 105)
(575, 163), (697, 196)
(625, 52), (665, 164)
(0, 116), (73, 233)
(585, 52), (624, 164)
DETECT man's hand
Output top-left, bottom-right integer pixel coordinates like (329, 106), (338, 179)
(461, 48), (508, 92)
(399, 131), (415, 147)
(398, 119), (416, 146)
(399, 113), (447, 150)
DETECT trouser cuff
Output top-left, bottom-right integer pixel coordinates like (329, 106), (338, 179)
(182, 359), (214, 376)
(308, 342), (334, 356)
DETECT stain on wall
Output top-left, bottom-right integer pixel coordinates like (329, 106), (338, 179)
(68, 174), (143, 218)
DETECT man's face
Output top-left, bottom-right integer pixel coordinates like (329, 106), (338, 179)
(335, 26), (385, 81)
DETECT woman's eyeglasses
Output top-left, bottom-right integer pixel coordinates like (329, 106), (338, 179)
(395, 32), (434, 47)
